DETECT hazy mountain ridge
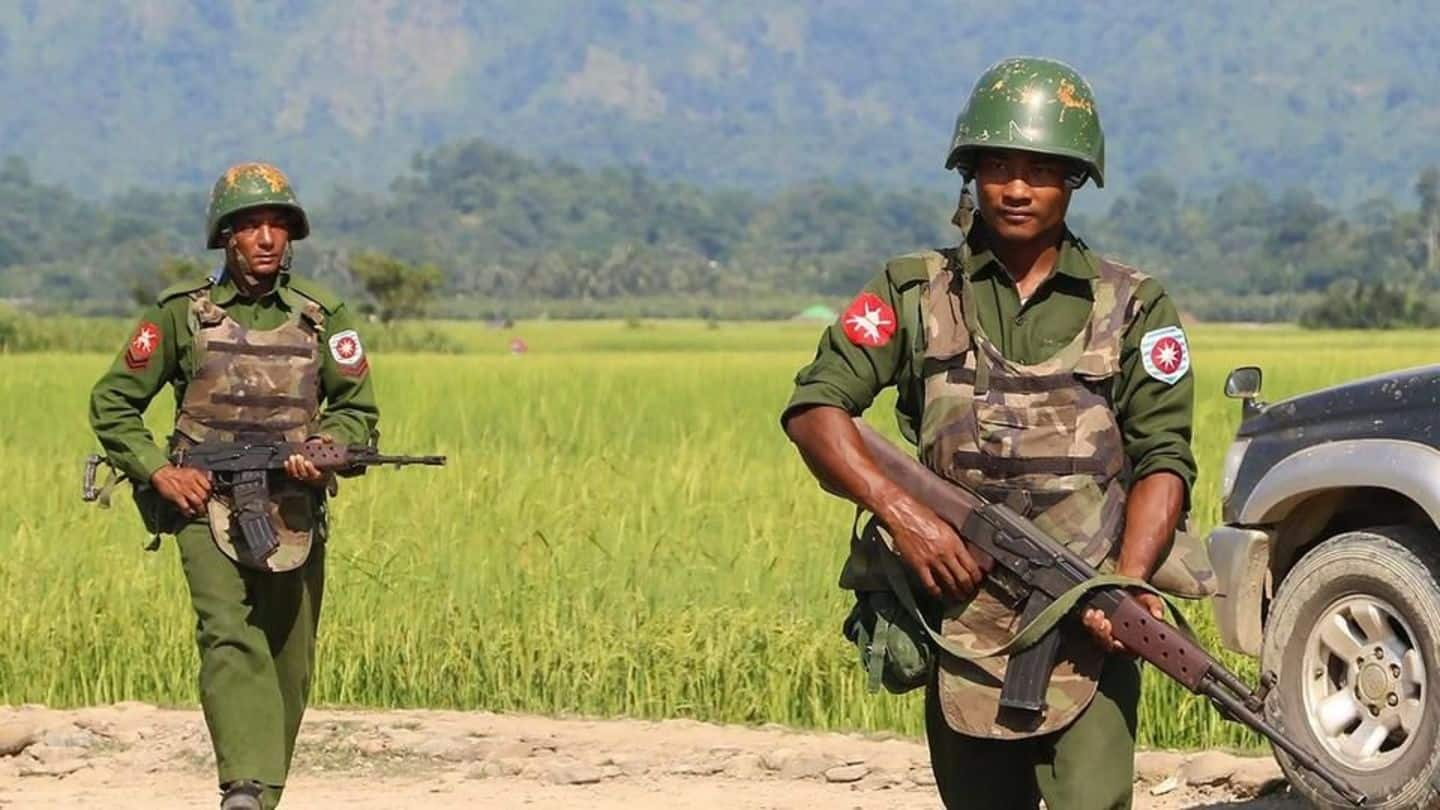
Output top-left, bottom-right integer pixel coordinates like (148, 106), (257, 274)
(1, 0), (1435, 201)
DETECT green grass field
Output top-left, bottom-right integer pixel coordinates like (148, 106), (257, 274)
(4, 321), (1439, 750)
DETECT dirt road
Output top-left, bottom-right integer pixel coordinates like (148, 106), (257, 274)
(0, 704), (1303, 809)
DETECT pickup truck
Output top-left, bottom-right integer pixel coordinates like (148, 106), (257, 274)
(1209, 365), (1440, 809)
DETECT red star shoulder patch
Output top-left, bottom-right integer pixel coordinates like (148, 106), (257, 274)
(124, 321), (161, 370)
(328, 329), (369, 377)
(841, 292), (897, 348)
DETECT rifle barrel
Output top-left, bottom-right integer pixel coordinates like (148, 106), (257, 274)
(1200, 678), (1366, 806)
(363, 454), (447, 466)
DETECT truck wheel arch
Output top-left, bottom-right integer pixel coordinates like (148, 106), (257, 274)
(1239, 440), (1440, 617)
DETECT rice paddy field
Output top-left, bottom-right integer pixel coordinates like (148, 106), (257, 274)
(4, 319), (1439, 751)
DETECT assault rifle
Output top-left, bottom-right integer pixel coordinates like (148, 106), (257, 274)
(85, 441), (446, 567)
(853, 419), (1366, 806)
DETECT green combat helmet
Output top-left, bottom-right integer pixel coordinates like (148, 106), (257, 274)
(945, 57), (1106, 187)
(205, 162), (311, 248)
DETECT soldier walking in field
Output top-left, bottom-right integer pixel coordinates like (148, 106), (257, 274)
(89, 163), (379, 810)
(781, 58), (1201, 809)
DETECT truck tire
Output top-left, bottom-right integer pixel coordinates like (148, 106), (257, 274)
(1262, 526), (1440, 808)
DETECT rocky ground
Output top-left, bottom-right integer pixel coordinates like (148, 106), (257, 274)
(0, 704), (1304, 809)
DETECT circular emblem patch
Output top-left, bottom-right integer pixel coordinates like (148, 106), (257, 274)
(1140, 326), (1190, 385)
(328, 329), (369, 377)
(841, 292), (897, 348)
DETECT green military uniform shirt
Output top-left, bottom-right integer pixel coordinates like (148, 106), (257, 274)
(90, 271), (379, 483)
(784, 224), (1196, 497)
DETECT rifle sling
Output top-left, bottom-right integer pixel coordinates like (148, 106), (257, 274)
(87, 456), (127, 508)
(866, 611), (893, 693)
(872, 524), (1190, 663)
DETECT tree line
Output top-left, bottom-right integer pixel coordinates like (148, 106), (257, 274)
(1, 145), (1437, 327)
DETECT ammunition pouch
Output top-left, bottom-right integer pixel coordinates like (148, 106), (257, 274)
(843, 589), (935, 695)
(840, 511), (937, 694)
(131, 483), (187, 540)
(1148, 528), (1218, 599)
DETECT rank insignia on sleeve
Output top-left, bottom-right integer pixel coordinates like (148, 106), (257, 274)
(1140, 326), (1190, 384)
(328, 329), (369, 377)
(841, 292), (897, 348)
(124, 321), (161, 370)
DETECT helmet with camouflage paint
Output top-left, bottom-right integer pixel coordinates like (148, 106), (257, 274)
(945, 57), (1106, 188)
(205, 162), (311, 249)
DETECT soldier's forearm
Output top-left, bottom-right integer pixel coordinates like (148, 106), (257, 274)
(782, 405), (914, 521)
(100, 438), (170, 484)
(1117, 471), (1185, 580)
(316, 412), (376, 447)
(89, 392), (170, 482)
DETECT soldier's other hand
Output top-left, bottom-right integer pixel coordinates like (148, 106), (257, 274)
(1082, 591), (1166, 654)
(879, 496), (984, 603)
(284, 439), (328, 485)
(150, 465), (212, 517)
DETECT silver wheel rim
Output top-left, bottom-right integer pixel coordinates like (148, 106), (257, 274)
(1301, 594), (1426, 771)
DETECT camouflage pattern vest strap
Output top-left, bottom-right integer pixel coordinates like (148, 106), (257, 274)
(919, 254), (1149, 740)
(173, 291), (327, 573)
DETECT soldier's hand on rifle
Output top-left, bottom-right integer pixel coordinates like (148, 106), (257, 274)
(878, 495), (984, 602)
(780, 406), (982, 601)
(150, 465), (212, 517)
(284, 437), (329, 486)
(1082, 591), (1166, 654)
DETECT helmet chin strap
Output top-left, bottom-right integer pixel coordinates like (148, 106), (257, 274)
(951, 181), (976, 234)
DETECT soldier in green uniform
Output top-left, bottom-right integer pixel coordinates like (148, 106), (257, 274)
(89, 162), (378, 810)
(781, 58), (1197, 809)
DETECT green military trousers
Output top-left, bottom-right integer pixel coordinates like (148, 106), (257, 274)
(924, 654), (1141, 810)
(175, 522), (325, 810)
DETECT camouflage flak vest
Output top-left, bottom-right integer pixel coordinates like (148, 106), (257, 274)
(920, 252), (1147, 740)
(173, 292), (326, 572)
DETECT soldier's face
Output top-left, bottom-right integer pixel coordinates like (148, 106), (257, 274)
(973, 150), (1073, 243)
(226, 207), (293, 277)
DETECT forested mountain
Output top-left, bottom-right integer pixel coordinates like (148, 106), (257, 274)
(1, 0), (1435, 203)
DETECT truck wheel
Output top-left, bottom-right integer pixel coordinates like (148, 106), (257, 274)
(1262, 526), (1440, 808)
